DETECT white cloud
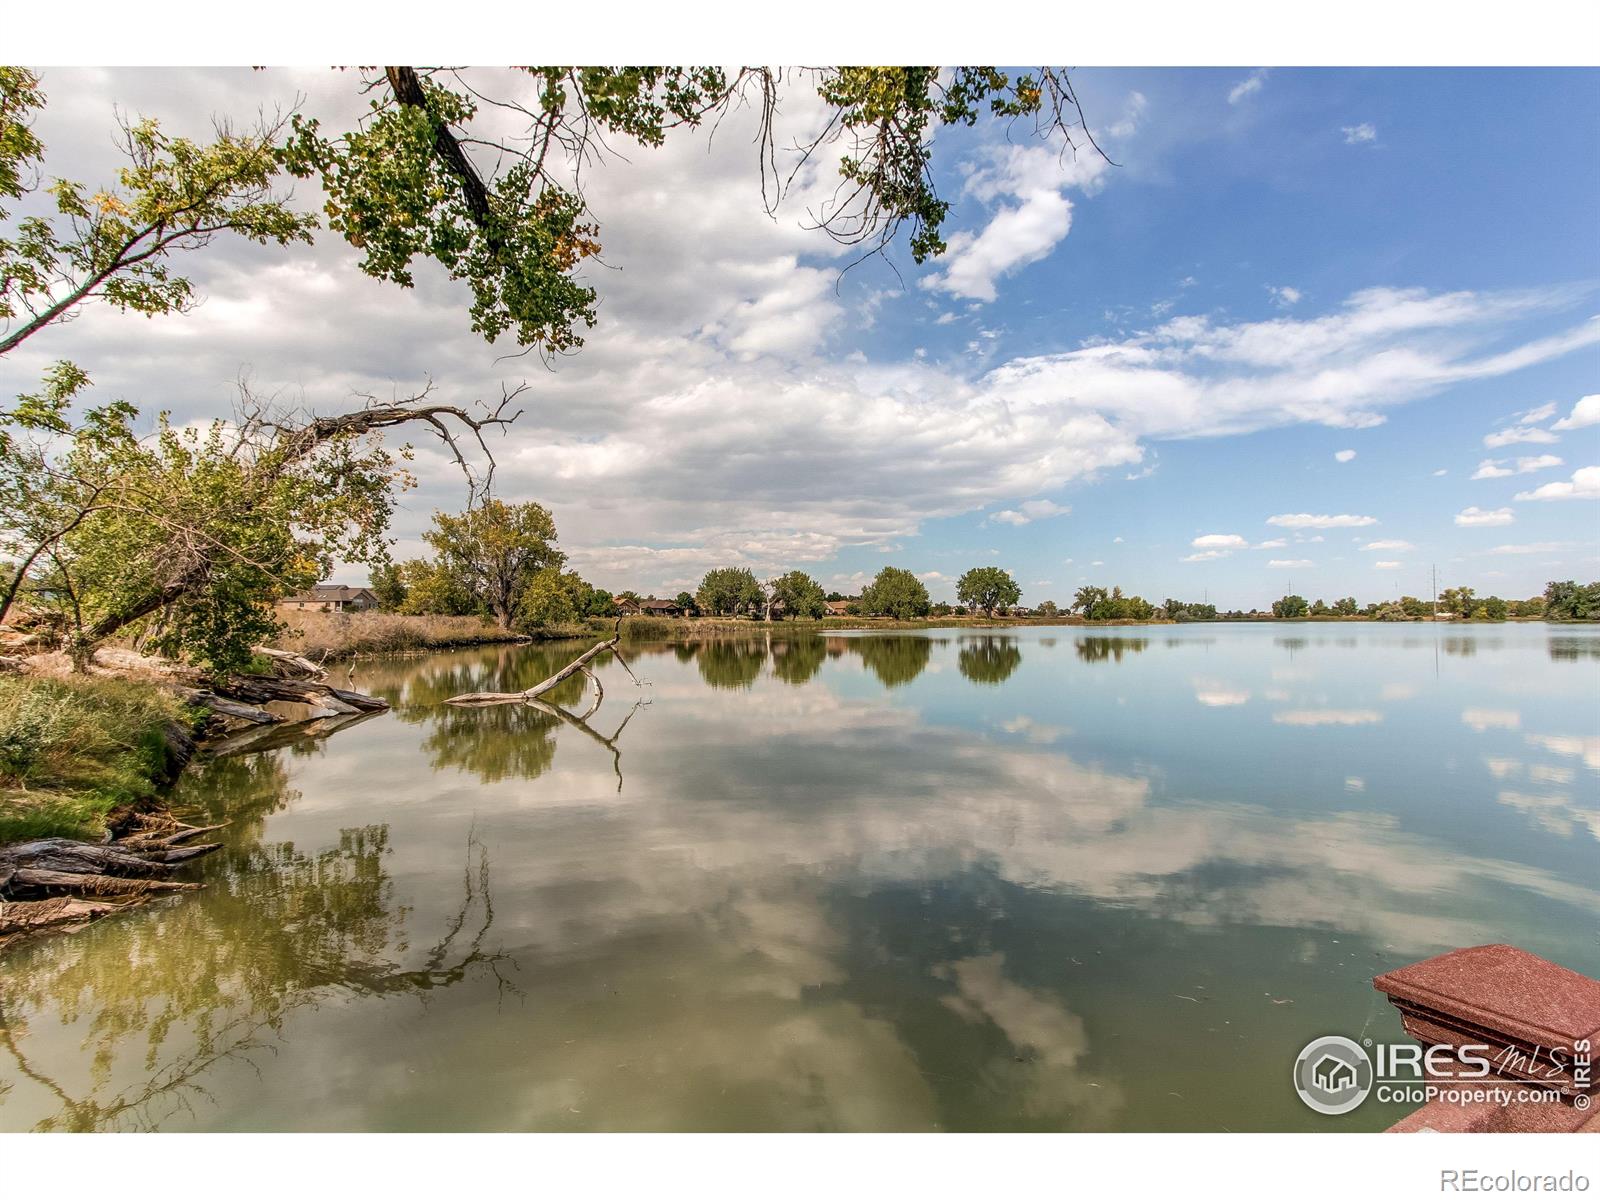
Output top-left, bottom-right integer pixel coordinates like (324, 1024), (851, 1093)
(1268, 285), (1303, 308)
(1484, 420), (1559, 448)
(1268, 559), (1314, 568)
(1374, 560), (1403, 569)
(1514, 466), (1600, 502)
(1228, 69), (1268, 104)
(1472, 454), (1563, 479)
(1432, 468), (1448, 477)
(1255, 538), (1288, 549)
(1334, 449), (1357, 462)
(1112, 535), (1124, 543)
(1180, 550), (1229, 562)
(990, 499), (1072, 526)
(1192, 533), (1248, 549)
(1454, 506), (1516, 527)
(1267, 513), (1377, 529)
(1364, 540), (1415, 551)
(922, 141), (1109, 303)
(1551, 394), (1600, 432)
(1341, 123), (1378, 145)
(7, 71), (1599, 598)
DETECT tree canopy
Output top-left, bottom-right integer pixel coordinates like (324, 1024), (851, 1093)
(696, 567), (763, 617)
(860, 566), (930, 619)
(282, 66), (1102, 355)
(956, 566), (1021, 615)
(420, 500), (563, 629)
(769, 570), (826, 620)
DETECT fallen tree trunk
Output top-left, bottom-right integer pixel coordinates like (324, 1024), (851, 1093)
(0, 815), (225, 943)
(445, 619), (622, 705)
(7, 869), (203, 897)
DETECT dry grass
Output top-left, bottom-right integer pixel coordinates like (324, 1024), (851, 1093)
(275, 610), (531, 662)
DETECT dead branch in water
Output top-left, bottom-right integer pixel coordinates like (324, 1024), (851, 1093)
(444, 617), (623, 705)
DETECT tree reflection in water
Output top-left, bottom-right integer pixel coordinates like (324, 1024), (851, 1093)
(0, 792), (513, 1131)
(383, 645), (636, 785)
(851, 636), (934, 688)
(1074, 637), (1149, 664)
(957, 636), (1023, 686)
(769, 635), (828, 686)
(694, 640), (768, 690)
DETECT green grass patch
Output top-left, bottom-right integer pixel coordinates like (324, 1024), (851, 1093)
(0, 674), (190, 844)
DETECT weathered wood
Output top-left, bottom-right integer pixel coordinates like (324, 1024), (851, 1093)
(322, 684), (389, 712)
(8, 868), (203, 896)
(251, 645), (327, 679)
(446, 620), (622, 705)
(188, 690), (280, 725)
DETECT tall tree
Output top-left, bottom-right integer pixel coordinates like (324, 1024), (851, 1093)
(696, 567), (762, 617)
(769, 570), (826, 620)
(422, 500), (563, 630)
(956, 566), (1021, 616)
(860, 567), (930, 619)
(1272, 594), (1309, 619)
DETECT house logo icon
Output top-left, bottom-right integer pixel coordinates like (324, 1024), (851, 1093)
(1294, 1035), (1374, 1115)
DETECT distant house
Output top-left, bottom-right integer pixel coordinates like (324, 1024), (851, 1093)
(614, 597), (643, 615)
(280, 584), (379, 613)
(639, 598), (684, 617)
(825, 598), (854, 616)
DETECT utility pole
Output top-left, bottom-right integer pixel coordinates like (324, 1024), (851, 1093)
(1431, 564), (1438, 621)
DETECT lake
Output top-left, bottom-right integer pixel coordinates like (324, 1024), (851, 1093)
(1, 624), (1597, 1131)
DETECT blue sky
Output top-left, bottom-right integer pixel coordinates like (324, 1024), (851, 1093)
(4, 66), (1597, 607)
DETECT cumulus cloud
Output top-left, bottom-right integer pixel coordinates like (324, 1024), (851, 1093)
(1228, 69), (1268, 104)
(1455, 506), (1516, 526)
(1334, 449), (1356, 462)
(1551, 394), (1600, 431)
(1472, 454), (1563, 479)
(1267, 513), (1377, 529)
(1192, 533), (1248, 549)
(1484, 416), (1559, 448)
(1180, 550), (1228, 563)
(1374, 560), (1403, 569)
(1268, 285), (1303, 308)
(1342, 123), (1378, 145)
(921, 140), (1109, 303)
(990, 499), (1072, 526)
(1514, 466), (1600, 501)
(1268, 559), (1314, 568)
(1364, 540), (1414, 551)
(7, 70), (1599, 595)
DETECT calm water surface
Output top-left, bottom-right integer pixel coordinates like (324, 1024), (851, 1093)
(2, 624), (1597, 1131)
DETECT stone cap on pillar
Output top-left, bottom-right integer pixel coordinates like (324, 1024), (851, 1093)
(1374, 943), (1599, 1098)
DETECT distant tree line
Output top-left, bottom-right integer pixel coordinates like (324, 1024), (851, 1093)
(375, 521), (1599, 631)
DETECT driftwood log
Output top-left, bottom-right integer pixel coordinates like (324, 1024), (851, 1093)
(181, 643), (389, 734)
(445, 618), (624, 706)
(0, 816), (225, 945)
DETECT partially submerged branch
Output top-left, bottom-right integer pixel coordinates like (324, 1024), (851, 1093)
(445, 617), (622, 705)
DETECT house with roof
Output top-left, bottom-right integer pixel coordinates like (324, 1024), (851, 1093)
(825, 598), (855, 616)
(280, 584), (379, 613)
